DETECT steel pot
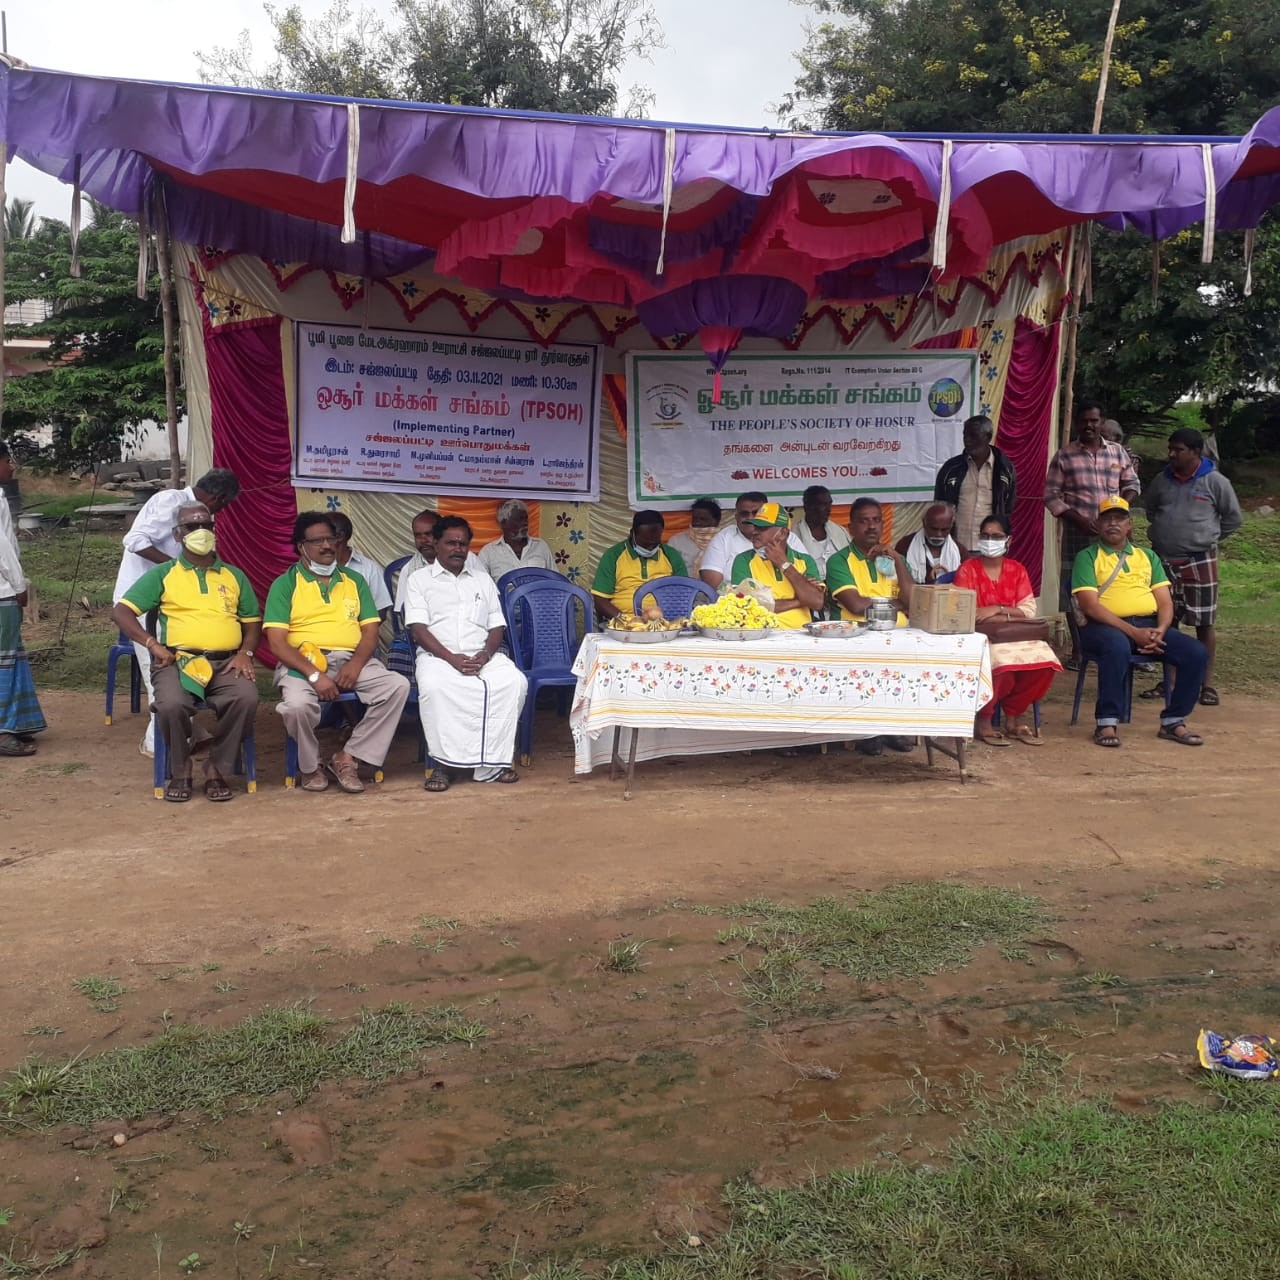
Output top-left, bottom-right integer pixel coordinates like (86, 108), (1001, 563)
(863, 598), (899, 631)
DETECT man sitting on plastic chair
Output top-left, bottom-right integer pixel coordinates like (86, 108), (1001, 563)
(111, 502), (260, 802)
(264, 512), (410, 794)
(1071, 496), (1208, 749)
(404, 516), (527, 793)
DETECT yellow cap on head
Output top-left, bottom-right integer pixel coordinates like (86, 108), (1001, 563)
(1098, 495), (1130, 516)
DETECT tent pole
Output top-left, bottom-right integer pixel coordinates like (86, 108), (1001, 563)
(153, 180), (183, 490)
(1061, 0), (1123, 434)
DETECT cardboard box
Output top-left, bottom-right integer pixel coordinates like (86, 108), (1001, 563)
(909, 584), (977, 634)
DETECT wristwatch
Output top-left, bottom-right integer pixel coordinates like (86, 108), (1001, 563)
(307, 671), (321, 684)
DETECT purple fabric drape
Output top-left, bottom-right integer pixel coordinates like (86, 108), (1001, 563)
(206, 317), (299, 640)
(996, 317), (1060, 592)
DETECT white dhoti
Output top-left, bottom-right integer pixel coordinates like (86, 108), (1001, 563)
(415, 652), (527, 779)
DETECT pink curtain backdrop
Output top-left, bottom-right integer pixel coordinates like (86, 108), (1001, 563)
(206, 316), (299, 652)
(997, 318), (1060, 591)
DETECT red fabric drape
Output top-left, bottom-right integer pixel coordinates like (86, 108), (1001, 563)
(997, 318), (1060, 592)
(206, 317), (299, 623)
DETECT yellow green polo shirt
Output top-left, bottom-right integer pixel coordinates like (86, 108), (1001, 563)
(825, 546), (907, 626)
(263, 563), (379, 656)
(121, 555), (260, 652)
(592, 540), (688, 614)
(729, 549), (821, 629)
(1071, 541), (1168, 618)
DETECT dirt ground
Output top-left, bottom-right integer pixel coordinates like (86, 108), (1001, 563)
(2, 685), (1278, 1279)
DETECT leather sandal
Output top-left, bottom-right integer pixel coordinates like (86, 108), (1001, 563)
(1157, 723), (1204, 747)
(1093, 727), (1121, 748)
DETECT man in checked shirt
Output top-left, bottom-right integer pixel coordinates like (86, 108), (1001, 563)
(1045, 400), (1141, 668)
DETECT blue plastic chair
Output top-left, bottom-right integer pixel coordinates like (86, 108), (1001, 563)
(283, 691), (385, 787)
(105, 630), (143, 725)
(384, 555), (412, 636)
(504, 579), (593, 766)
(631, 575), (715, 618)
(1070, 654), (1171, 726)
(153, 705), (256, 798)
(498, 567), (567, 665)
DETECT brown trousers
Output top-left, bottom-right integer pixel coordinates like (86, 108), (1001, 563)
(152, 659), (258, 780)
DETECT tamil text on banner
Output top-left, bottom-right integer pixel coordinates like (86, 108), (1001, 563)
(294, 322), (603, 500)
(625, 351), (978, 509)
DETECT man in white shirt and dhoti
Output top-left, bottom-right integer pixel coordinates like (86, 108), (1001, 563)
(404, 516), (528, 793)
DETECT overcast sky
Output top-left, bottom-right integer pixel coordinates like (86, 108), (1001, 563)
(5, 0), (813, 216)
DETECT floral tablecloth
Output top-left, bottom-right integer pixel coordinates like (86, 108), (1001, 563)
(570, 629), (992, 774)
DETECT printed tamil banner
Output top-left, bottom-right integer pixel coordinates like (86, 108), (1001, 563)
(625, 351), (979, 508)
(294, 322), (602, 500)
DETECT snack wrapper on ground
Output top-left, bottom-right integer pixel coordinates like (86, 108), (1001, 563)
(1196, 1029), (1280, 1080)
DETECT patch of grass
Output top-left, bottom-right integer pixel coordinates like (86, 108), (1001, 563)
(72, 975), (125, 1013)
(704, 882), (1047, 1015)
(0, 1002), (487, 1127)
(506, 1084), (1280, 1279)
(600, 941), (648, 974)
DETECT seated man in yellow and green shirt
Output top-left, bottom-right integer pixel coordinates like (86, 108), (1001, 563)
(111, 502), (260, 802)
(825, 497), (913, 627)
(264, 511), (410, 794)
(728, 501), (825, 628)
(591, 510), (687, 621)
(825, 497), (916, 756)
(1071, 495), (1207, 749)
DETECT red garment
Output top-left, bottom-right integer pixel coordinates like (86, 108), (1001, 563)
(953, 555), (1035, 609)
(980, 666), (1056, 722)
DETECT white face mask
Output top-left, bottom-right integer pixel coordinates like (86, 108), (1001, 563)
(632, 540), (661, 559)
(307, 559), (338, 577)
(976, 538), (1008, 558)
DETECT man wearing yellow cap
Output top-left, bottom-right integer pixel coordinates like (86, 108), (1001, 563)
(1071, 496), (1208, 748)
(264, 512), (410, 793)
(728, 502), (825, 628)
(112, 503), (261, 802)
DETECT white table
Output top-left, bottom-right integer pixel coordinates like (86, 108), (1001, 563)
(570, 628), (993, 795)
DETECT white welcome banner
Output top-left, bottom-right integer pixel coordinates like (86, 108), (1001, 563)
(625, 351), (979, 508)
(294, 322), (603, 500)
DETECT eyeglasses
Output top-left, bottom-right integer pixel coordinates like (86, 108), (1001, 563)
(178, 521), (214, 532)
(302, 535), (338, 547)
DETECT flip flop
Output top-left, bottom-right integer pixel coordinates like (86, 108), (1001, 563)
(204, 776), (234, 802)
(1093, 727), (1121, 748)
(1198, 686), (1220, 707)
(1010, 725), (1044, 746)
(164, 777), (193, 802)
(424, 771), (451, 792)
(1157, 724), (1204, 747)
(976, 727), (1012, 747)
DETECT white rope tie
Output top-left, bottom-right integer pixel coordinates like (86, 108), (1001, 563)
(341, 102), (360, 245)
(1200, 142), (1217, 265)
(69, 156), (82, 278)
(931, 139), (953, 275)
(136, 198), (149, 299)
(1243, 226), (1255, 297)
(655, 128), (676, 276)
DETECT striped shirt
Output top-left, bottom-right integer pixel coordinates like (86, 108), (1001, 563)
(1044, 441), (1140, 521)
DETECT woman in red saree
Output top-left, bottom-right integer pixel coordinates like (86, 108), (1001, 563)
(953, 514), (1062, 746)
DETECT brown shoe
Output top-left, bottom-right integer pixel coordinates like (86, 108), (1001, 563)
(299, 768), (329, 792)
(326, 754), (365, 794)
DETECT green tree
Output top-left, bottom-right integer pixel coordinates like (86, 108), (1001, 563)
(4, 196), (36, 241)
(197, 0), (661, 116)
(3, 205), (173, 470)
(783, 0), (1280, 439)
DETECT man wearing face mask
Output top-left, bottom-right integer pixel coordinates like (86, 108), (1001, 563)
(592, 511), (687, 621)
(112, 504), (261, 801)
(665, 499), (722, 578)
(112, 468), (241, 756)
(264, 512), (410, 793)
(699, 491), (809, 590)
(478, 499), (556, 580)
(895, 502), (962, 584)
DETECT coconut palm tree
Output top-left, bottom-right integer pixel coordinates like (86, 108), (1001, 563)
(3, 196), (36, 241)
